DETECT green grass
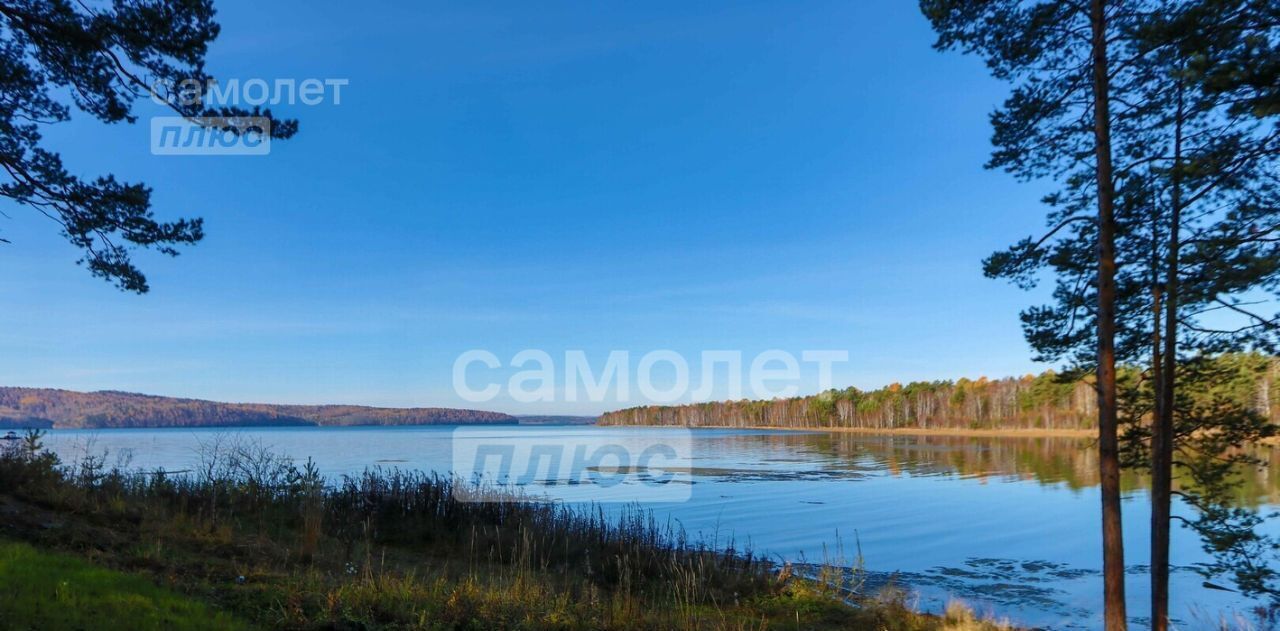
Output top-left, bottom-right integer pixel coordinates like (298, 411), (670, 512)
(0, 435), (1014, 630)
(0, 539), (253, 631)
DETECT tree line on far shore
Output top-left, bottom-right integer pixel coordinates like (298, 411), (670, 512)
(599, 353), (1278, 431)
(0, 388), (516, 429)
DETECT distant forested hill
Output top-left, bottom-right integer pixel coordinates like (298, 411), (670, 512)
(599, 354), (1280, 431)
(0, 388), (516, 429)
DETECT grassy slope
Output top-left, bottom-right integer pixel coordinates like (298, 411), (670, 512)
(0, 441), (1010, 630)
(0, 505), (1011, 631)
(0, 493), (934, 631)
(0, 539), (252, 630)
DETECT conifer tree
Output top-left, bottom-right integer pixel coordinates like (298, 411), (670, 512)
(0, 0), (297, 293)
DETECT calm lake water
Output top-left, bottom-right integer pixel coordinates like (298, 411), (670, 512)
(42, 425), (1280, 629)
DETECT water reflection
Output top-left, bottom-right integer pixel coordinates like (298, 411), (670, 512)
(697, 431), (1280, 506)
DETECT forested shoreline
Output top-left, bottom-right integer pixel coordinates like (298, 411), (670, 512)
(599, 355), (1280, 431)
(0, 388), (516, 429)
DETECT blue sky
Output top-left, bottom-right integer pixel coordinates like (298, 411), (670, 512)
(0, 1), (1056, 414)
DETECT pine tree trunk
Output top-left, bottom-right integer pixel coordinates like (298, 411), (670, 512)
(1150, 281), (1172, 631)
(1151, 72), (1185, 631)
(1150, 256), (1172, 631)
(1089, 0), (1128, 628)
